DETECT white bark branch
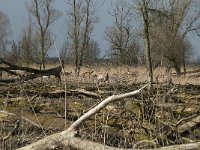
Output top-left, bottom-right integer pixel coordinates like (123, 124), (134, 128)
(16, 84), (200, 150)
(17, 85), (147, 150)
(68, 84), (148, 131)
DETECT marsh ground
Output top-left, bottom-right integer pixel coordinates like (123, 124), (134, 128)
(0, 65), (200, 149)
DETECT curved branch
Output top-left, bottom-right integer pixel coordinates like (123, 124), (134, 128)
(16, 84), (200, 150)
(17, 85), (147, 150)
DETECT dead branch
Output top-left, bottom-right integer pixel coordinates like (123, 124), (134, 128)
(67, 85), (147, 131)
(16, 85), (147, 150)
(173, 68), (200, 75)
(176, 114), (197, 127)
(177, 115), (200, 134)
(0, 67), (22, 76)
(182, 69), (200, 74)
(23, 89), (69, 98)
(70, 88), (101, 98)
(1, 120), (20, 142)
(25, 88), (100, 98)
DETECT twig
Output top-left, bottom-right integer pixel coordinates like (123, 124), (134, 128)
(133, 140), (157, 148)
(176, 114), (197, 127)
(1, 120), (20, 141)
(177, 115), (200, 134)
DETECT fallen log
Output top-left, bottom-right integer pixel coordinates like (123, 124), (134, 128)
(0, 58), (62, 83)
(24, 88), (101, 98)
(16, 128), (200, 150)
(67, 138), (200, 150)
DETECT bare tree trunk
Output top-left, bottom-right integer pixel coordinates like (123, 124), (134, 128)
(74, 0), (90, 76)
(73, 0), (80, 76)
(183, 61), (186, 76)
(41, 56), (46, 70)
(141, 1), (153, 89)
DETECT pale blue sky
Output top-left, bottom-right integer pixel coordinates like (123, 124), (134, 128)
(0, 0), (113, 57)
(0, 0), (200, 58)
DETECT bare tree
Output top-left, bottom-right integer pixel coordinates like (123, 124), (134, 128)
(59, 41), (70, 64)
(66, 0), (98, 75)
(150, 0), (200, 74)
(83, 39), (100, 64)
(26, 0), (60, 70)
(105, 0), (140, 65)
(4, 40), (22, 65)
(19, 21), (35, 65)
(135, 0), (153, 88)
(0, 11), (12, 57)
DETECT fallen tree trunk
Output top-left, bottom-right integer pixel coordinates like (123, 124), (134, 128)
(0, 58), (62, 83)
(70, 88), (101, 98)
(23, 88), (101, 98)
(17, 129), (200, 150)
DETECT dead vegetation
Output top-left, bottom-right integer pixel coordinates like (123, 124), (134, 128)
(0, 64), (199, 150)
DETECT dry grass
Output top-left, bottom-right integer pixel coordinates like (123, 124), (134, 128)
(61, 64), (200, 85)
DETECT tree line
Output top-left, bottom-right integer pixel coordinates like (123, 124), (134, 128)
(0, 0), (200, 78)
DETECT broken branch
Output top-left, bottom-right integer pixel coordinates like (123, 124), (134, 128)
(16, 85), (147, 150)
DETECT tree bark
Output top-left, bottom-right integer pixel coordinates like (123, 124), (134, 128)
(141, 1), (153, 89)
